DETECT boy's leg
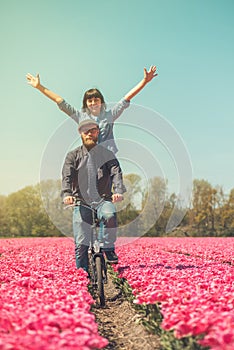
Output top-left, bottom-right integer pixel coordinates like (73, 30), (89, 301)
(73, 206), (92, 271)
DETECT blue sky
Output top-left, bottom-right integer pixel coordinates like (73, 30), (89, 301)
(1, 0), (234, 196)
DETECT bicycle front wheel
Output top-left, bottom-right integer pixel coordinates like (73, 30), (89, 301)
(95, 256), (105, 307)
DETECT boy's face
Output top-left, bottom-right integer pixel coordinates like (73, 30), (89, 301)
(86, 97), (102, 116)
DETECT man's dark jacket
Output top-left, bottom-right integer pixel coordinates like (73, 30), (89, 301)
(61, 144), (126, 203)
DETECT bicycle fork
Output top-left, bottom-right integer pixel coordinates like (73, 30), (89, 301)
(89, 222), (106, 281)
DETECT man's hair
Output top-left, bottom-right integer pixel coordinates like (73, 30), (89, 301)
(82, 88), (106, 114)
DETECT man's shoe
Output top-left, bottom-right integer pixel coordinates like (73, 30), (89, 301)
(105, 250), (118, 264)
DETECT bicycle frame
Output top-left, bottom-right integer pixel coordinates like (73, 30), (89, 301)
(88, 205), (107, 307)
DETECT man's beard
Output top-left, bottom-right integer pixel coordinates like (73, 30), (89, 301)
(82, 136), (98, 150)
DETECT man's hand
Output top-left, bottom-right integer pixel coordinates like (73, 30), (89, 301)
(143, 65), (158, 83)
(26, 73), (40, 88)
(63, 196), (74, 205)
(112, 193), (123, 203)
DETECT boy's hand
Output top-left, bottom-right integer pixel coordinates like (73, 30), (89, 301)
(143, 65), (158, 83)
(26, 73), (40, 88)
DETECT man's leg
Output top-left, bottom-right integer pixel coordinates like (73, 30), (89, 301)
(73, 206), (92, 271)
(97, 201), (118, 263)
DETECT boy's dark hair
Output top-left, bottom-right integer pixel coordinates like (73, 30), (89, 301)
(82, 88), (106, 114)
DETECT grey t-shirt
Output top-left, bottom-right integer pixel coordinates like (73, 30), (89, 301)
(57, 99), (130, 153)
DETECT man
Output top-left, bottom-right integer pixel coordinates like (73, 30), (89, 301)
(61, 119), (125, 271)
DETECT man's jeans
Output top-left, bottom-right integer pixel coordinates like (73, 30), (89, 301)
(73, 201), (117, 271)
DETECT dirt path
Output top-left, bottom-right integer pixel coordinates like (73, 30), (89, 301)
(92, 273), (161, 350)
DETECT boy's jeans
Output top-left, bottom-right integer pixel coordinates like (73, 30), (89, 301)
(73, 201), (117, 271)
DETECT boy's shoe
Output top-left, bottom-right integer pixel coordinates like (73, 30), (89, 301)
(105, 250), (118, 264)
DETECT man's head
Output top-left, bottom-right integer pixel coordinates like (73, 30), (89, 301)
(78, 119), (99, 150)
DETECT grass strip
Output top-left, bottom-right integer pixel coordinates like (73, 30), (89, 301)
(109, 267), (210, 350)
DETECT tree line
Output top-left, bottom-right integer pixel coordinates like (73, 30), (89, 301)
(0, 176), (233, 238)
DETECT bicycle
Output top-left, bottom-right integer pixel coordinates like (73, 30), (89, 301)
(65, 198), (108, 307)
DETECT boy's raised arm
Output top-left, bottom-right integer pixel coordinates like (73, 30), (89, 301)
(124, 65), (158, 101)
(26, 73), (63, 104)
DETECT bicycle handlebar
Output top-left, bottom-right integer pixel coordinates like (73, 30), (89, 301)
(63, 193), (123, 212)
(63, 197), (106, 211)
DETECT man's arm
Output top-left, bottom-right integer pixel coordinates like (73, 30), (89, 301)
(26, 73), (63, 103)
(108, 157), (126, 202)
(124, 65), (158, 101)
(61, 151), (75, 203)
(111, 163), (125, 202)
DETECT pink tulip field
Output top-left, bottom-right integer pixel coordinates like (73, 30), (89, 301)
(114, 237), (234, 350)
(0, 236), (233, 350)
(0, 237), (108, 350)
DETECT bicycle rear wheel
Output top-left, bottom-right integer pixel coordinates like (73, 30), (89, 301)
(95, 256), (105, 307)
